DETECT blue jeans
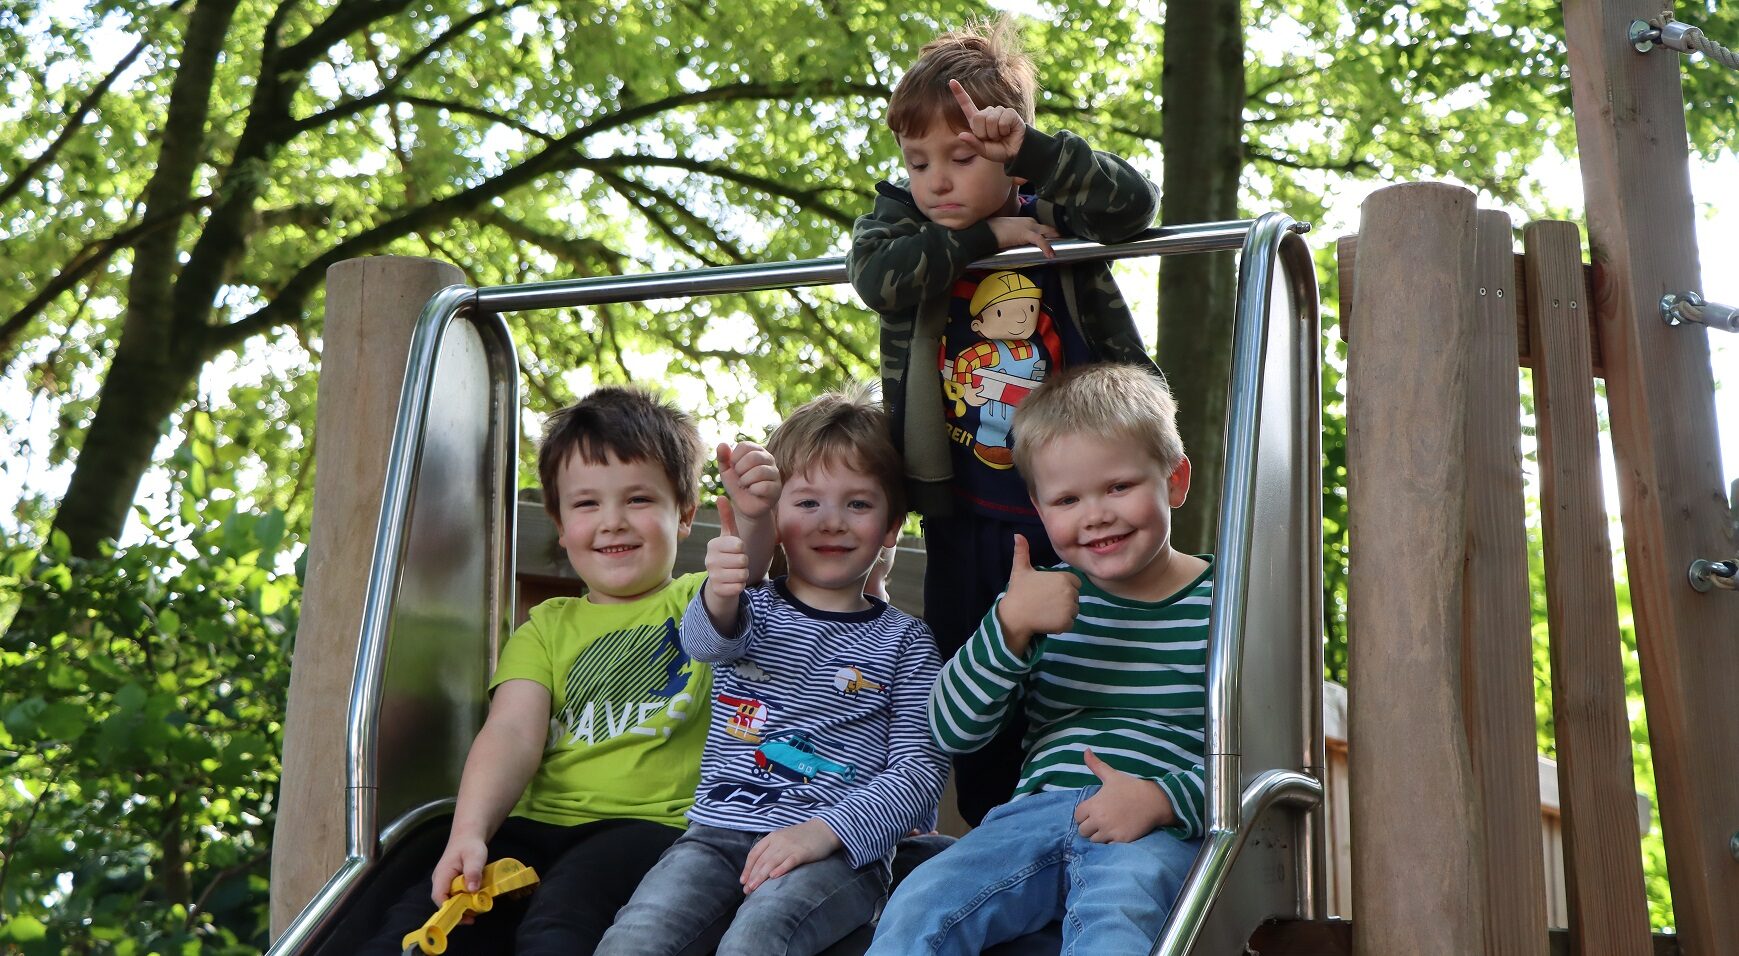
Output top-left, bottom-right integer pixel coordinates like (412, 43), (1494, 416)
(867, 788), (1201, 956)
(596, 823), (890, 956)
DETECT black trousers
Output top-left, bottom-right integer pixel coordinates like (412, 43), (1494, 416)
(360, 816), (682, 956)
(921, 512), (1060, 827)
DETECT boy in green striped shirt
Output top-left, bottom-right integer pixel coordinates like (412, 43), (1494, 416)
(869, 363), (1212, 954)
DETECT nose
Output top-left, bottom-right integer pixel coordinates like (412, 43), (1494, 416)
(931, 168), (952, 194)
(598, 502), (629, 531)
(1082, 498), (1113, 528)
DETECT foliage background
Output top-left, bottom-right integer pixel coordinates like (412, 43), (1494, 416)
(5, 0), (1735, 949)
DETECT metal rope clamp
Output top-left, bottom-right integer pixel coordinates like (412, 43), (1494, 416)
(1660, 291), (1739, 334)
(1689, 480), (1739, 593)
(1630, 18), (1698, 53)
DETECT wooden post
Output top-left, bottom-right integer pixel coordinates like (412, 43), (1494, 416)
(270, 256), (466, 937)
(1346, 182), (1485, 955)
(1561, 2), (1739, 950)
(1463, 210), (1550, 956)
(1524, 220), (1653, 955)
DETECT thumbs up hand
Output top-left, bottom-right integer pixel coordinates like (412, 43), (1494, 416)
(993, 534), (1080, 658)
(717, 441), (780, 521)
(1072, 747), (1176, 844)
(704, 497), (751, 630)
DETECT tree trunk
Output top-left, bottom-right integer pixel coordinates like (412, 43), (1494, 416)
(53, 329), (204, 556)
(1158, 0), (1245, 556)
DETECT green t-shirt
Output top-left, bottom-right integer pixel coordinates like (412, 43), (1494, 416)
(491, 572), (712, 828)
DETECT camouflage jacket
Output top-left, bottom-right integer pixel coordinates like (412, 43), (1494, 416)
(846, 126), (1160, 517)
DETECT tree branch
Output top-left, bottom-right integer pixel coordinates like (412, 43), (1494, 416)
(0, 0), (195, 209)
(0, 195), (214, 367)
(1245, 144), (1378, 174)
(288, 1), (534, 134)
(567, 153), (853, 226)
(274, 0), (417, 73)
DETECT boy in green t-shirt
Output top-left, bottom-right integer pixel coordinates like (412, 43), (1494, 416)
(363, 387), (779, 955)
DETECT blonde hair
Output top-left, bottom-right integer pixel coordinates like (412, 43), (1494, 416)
(1011, 364), (1184, 486)
(767, 384), (907, 530)
(887, 16), (1037, 139)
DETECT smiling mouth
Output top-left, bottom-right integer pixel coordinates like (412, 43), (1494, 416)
(1084, 533), (1130, 553)
(813, 545), (855, 554)
(596, 544), (640, 555)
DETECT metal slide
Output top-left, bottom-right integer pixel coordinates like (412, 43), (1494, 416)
(268, 213), (1323, 956)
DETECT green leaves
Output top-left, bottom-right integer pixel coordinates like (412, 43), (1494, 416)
(0, 498), (296, 952)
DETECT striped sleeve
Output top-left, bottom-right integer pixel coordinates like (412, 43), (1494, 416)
(678, 583), (754, 664)
(1156, 765), (1206, 840)
(929, 597), (1035, 754)
(817, 619), (950, 868)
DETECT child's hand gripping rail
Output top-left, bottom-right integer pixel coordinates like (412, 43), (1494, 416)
(401, 858), (540, 955)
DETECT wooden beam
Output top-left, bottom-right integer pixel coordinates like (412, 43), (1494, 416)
(270, 256), (465, 938)
(1335, 235), (1606, 376)
(1462, 210), (1551, 956)
(1561, 2), (1739, 950)
(1346, 181), (1484, 955)
(1524, 220), (1653, 956)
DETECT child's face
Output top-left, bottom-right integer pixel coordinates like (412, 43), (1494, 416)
(898, 123), (1019, 230)
(1027, 433), (1191, 602)
(554, 451), (694, 604)
(775, 460), (899, 611)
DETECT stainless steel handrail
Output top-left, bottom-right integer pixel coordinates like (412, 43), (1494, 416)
(474, 220), (1292, 312)
(269, 289), (520, 956)
(1150, 212), (1323, 956)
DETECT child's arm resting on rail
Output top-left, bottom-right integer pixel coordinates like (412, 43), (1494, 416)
(1009, 126), (1157, 244)
(431, 679), (550, 903)
(847, 192), (1000, 313)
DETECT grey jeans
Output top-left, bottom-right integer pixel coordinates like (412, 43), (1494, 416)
(596, 823), (891, 956)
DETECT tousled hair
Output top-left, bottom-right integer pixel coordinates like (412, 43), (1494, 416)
(767, 383), (907, 530)
(1011, 363), (1184, 486)
(536, 386), (704, 520)
(887, 16), (1037, 139)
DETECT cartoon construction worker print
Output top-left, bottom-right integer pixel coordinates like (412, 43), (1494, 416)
(944, 271), (1060, 469)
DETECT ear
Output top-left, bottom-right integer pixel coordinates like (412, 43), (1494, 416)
(1167, 455), (1192, 508)
(676, 502), (697, 540)
(882, 523), (901, 549)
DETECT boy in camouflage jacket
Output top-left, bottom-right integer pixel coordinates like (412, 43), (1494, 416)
(845, 17), (1160, 825)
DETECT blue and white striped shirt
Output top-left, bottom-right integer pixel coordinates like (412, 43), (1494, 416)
(681, 578), (948, 869)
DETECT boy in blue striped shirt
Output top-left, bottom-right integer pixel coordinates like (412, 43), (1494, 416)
(598, 386), (949, 956)
(870, 363), (1213, 954)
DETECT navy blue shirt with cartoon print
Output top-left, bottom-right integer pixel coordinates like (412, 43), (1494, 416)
(679, 578), (948, 869)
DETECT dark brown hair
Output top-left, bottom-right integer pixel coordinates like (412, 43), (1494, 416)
(536, 386), (704, 519)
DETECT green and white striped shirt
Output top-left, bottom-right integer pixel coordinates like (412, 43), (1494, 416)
(930, 559), (1213, 839)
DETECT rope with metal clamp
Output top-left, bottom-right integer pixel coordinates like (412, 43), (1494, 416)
(1630, 12), (1739, 71)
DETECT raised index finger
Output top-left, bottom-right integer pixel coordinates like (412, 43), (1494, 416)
(948, 79), (980, 119)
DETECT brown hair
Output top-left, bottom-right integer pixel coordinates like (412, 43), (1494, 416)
(767, 384), (907, 530)
(536, 386), (704, 519)
(1011, 363), (1184, 486)
(887, 16), (1037, 139)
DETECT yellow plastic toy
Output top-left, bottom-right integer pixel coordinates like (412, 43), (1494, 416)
(400, 857), (540, 955)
